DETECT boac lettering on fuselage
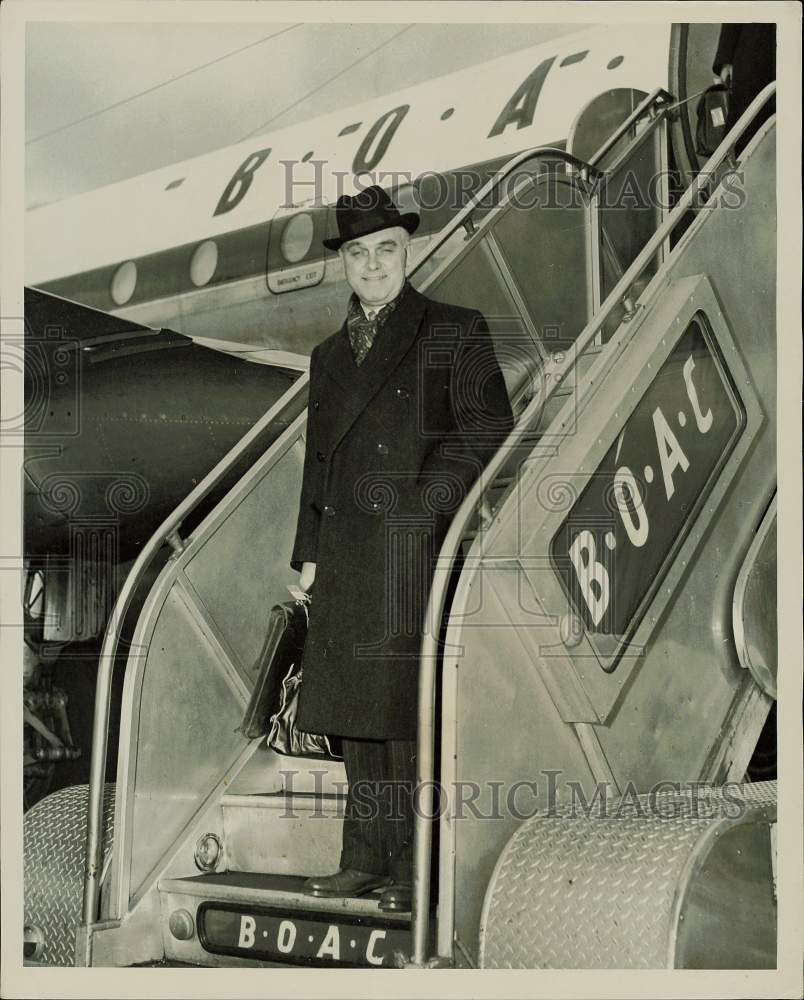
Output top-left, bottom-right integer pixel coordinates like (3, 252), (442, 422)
(213, 148), (272, 216)
(351, 105), (410, 174)
(487, 57), (556, 137)
(211, 50), (567, 217)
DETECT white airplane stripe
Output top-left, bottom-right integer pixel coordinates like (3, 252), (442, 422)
(26, 24), (671, 284)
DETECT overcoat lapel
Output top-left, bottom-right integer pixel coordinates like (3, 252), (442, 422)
(318, 287), (428, 455)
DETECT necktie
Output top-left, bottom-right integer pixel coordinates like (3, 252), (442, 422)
(347, 301), (396, 365)
(346, 282), (409, 365)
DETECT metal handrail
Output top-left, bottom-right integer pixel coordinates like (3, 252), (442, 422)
(409, 81), (777, 964)
(81, 372), (309, 926)
(587, 87), (673, 167)
(408, 87), (674, 285)
(408, 148), (604, 280)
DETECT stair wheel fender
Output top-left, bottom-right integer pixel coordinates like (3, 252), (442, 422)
(23, 783), (115, 966)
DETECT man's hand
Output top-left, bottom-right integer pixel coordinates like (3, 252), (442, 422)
(717, 63), (733, 87)
(299, 562), (316, 593)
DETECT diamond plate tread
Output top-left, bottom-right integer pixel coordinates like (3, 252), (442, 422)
(480, 780), (776, 969)
(24, 784), (115, 966)
(646, 780), (777, 818)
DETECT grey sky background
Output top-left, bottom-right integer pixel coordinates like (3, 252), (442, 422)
(25, 21), (587, 209)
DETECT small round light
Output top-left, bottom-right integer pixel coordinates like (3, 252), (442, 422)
(189, 239), (218, 287)
(168, 908), (195, 941)
(110, 260), (137, 305)
(280, 212), (314, 263)
(23, 924), (45, 961)
(194, 832), (222, 872)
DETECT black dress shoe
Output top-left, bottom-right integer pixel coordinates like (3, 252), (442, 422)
(303, 868), (392, 898)
(379, 881), (412, 912)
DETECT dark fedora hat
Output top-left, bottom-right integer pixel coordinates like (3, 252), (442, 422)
(323, 185), (420, 251)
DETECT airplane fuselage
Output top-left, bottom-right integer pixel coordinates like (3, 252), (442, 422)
(26, 25), (672, 364)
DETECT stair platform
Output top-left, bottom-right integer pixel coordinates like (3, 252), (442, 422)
(159, 870), (411, 921)
(158, 870), (426, 967)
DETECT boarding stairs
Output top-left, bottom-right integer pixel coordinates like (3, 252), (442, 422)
(24, 85), (778, 969)
(112, 98), (669, 967)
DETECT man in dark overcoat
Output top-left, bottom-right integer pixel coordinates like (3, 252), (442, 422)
(290, 186), (514, 911)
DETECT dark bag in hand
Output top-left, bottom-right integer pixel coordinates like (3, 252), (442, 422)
(696, 84), (730, 157)
(237, 598), (302, 739)
(239, 593), (340, 759)
(267, 662), (341, 760)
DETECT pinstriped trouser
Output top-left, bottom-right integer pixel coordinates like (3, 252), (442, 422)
(339, 737), (416, 881)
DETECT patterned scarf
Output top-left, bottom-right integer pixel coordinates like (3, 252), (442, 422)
(346, 281), (409, 365)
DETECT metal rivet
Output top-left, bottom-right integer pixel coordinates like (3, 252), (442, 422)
(560, 613), (584, 648)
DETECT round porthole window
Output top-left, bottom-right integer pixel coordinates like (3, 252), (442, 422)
(280, 212), (314, 264)
(190, 239), (218, 287)
(110, 260), (137, 305)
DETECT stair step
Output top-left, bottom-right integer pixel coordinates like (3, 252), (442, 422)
(159, 871), (410, 923)
(222, 790), (346, 808)
(220, 791), (344, 875)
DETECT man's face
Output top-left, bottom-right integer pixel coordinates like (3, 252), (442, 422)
(340, 226), (409, 308)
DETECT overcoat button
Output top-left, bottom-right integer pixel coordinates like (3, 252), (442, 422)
(323, 505), (336, 517)
(317, 451), (326, 462)
(312, 400), (320, 409)
(395, 387), (409, 399)
(376, 443), (389, 455)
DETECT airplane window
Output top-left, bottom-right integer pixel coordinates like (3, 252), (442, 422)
(190, 239), (219, 287)
(280, 213), (314, 264)
(111, 260), (137, 305)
